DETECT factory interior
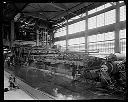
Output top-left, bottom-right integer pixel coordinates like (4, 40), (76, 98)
(3, 1), (126, 100)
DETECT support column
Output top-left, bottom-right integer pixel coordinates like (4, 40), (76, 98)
(85, 11), (88, 54)
(11, 20), (15, 48)
(66, 19), (68, 51)
(114, 2), (120, 53)
(36, 29), (41, 46)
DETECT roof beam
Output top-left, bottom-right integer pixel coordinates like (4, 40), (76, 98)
(20, 3), (30, 12)
(38, 4), (48, 20)
(49, 3), (84, 20)
(12, 3), (29, 20)
(49, 3), (78, 16)
(22, 10), (62, 13)
(49, 3), (66, 11)
(57, 2), (105, 24)
(23, 13), (47, 20)
(59, 3), (78, 16)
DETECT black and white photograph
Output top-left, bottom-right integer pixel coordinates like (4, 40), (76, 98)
(3, 1), (126, 100)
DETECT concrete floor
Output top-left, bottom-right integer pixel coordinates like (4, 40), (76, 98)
(4, 73), (34, 100)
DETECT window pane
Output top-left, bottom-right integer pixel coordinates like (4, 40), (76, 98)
(79, 37), (85, 43)
(68, 37), (85, 45)
(88, 43), (97, 51)
(119, 1), (124, 3)
(105, 3), (112, 8)
(97, 33), (104, 41)
(96, 5), (105, 12)
(105, 32), (114, 40)
(88, 8), (96, 15)
(68, 13), (86, 22)
(97, 42), (105, 53)
(68, 15), (80, 22)
(120, 29), (126, 39)
(97, 13), (105, 27)
(120, 29), (126, 54)
(105, 9), (116, 25)
(68, 24), (74, 34)
(120, 39), (126, 54)
(54, 27), (66, 37)
(120, 5), (126, 21)
(62, 27), (66, 36)
(68, 38), (79, 45)
(79, 44), (85, 51)
(68, 37), (85, 52)
(104, 40), (114, 53)
(88, 16), (96, 29)
(79, 20), (85, 31)
(69, 20), (85, 34)
(88, 31), (115, 55)
(88, 35), (97, 42)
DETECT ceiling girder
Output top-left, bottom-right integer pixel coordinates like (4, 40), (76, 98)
(48, 3), (65, 11)
(20, 3), (30, 13)
(22, 10), (62, 13)
(49, 2), (85, 20)
(38, 4), (48, 20)
(58, 2), (105, 24)
(49, 3), (78, 17)
(12, 3), (29, 20)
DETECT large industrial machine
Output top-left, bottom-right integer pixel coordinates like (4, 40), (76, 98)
(5, 43), (126, 97)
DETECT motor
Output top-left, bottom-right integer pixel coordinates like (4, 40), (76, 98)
(100, 59), (126, 93)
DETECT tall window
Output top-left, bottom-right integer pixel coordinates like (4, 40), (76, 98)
(88, 4), (105, 15)
(88, 3), (116, 29)
(104, 32), (115, 53)
(120, 29), (126, 54)
(68, 13), (86, 22)
(88, 9), (115, 29)
(88, 8), (96, 15)
(97, 13), (105, 27)
(88, 31), (115, 56)
(88, 3), (113, 15)
(88, 35), (97, 52)
(68, 20), (85, 34)
(68, 37), (85, 52)
(88, 16), (97, 29)
(120, 5), (126, 21)
(105, 9), (116, 25)
(96, 5), (105, 12)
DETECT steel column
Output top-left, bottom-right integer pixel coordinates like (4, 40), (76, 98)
(114, 2), (120, 53)
(85, 11), (88, 53)
(11, 20), (15, 48)
(66, 19), (68, 51)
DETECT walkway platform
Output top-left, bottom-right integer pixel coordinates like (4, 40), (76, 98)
(4, 72), (34, 100)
